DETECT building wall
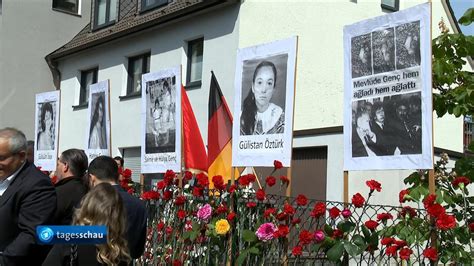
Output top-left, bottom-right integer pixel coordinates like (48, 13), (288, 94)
(0, 0), (90, 139)
(238, 0), (466, 203)
(57, 4), (240, 155)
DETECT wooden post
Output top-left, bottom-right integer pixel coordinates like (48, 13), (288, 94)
(285, 167), (292, 197)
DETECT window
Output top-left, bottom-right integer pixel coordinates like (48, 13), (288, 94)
(127, 53), (150, 95)
(464, 115), (473, 151)
(141, 0), (168, 13)
(186, 38), (203, 87)
(53, 0), (79, 14)
(79, 68), (98, 105)
(381, 0), (399, 12)
(94, 0), (117, 29)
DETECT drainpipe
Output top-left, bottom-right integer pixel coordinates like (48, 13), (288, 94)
(45, 55), (61, 90)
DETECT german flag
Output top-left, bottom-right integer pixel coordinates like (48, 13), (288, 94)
(208, 71), (233, 182)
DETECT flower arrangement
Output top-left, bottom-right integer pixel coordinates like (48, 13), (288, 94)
(137, 158), (472, 265)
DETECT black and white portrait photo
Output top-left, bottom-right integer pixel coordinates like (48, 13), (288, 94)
(396, 21), (421, 70)
(240, 54), (287, 136)
(145, 76), (176, 154)
(372, 27), (396, 74)
(36, 101), (56, 150)
(351, 33), (373, 78)
(88, 92), (107, 149)
(351, 91), (422, 158)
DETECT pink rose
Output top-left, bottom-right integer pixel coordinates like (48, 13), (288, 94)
(341, 208), (352, 218)
(314, 230), (325, 243)
(256, 223), (277, 242)
(197, 204), (212, 221)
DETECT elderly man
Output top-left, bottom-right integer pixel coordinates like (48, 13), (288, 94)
(53, 149), (89, 225)
(0, 128), (56, 266)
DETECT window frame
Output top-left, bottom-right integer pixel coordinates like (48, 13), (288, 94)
(140, 0), (168, 13)
(380, 0), (399, 12)
(52, 0), (80, 15)
(186, 37), (204, 88)
(79, 68), (98, 106)
(93, 0), (117, 30)
(126, 52), (151, 96)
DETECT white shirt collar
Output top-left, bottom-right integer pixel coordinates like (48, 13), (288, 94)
(0, 161), (26, 196)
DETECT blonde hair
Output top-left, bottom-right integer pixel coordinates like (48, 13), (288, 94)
(73, 183), (131, 265)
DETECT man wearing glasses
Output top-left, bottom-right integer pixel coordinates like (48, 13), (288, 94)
(0, 128), (57, 266)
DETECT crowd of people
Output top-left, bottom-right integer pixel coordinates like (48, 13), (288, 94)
(0, 127), (147, 266)
(352, 95), (422, 157)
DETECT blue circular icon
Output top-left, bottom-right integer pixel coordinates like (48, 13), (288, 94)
(38, 227), (54, 243)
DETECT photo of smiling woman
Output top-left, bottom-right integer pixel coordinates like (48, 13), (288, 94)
(240, 56), (287, 136)
(37, 102), (55, 150)
(88, 93), (107, 149)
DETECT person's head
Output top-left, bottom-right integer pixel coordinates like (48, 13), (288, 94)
(359, 47), (369, 64)
(154, 98), (160, 109)
(0, 128), (27, 180)
(113, 156), (124, 169)
(163, 80), (171, 94)
(396, 103), (408, 121)
(26, 140), (34, 164)
(356, 112), (371, 132)
(56, 149), (88, 181)
(251, 61), (277, 112)
(364, 102), (373, 115)
(408, 95), (420, 113)
(405, 34), (418, 55)
(372, 102), (385, 124)
(40, 102), (54, 133)
(74, 183), (130, 265)
(88, 156), (119, 187)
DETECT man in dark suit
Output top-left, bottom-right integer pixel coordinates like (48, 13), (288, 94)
(87, 156), (147, 260)
(0, 128), (57, 266)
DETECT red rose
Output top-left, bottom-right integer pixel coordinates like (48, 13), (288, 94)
(192, 187), (203, 197)
(351, 193), (365, 208)
(279, 175), (290, 185)
(246, 202), (257, 208)
(156, 180), (166, 190)
(469, 222), (474, 232)
(238, 175), (250, 186)
(174, 195), (186, 206)
(329, 207), (340, 219)
(310, 202), (326, 218)
(216, 204), (228, 214)
(157, 221), (165, 231)
(183, 171), (193, 181)
(332, 229), (343, 239)
(399, 189), (410, 203)
(228, 184), (237, 193)
(364, 220), (379, 230)
(256, 189), (266, 201)
(122, 168), (132, 178)
(177, 209), (186, 220)
(246, 174), (256, 183)
(212, 175), (226, 190)
(141, 190), (160, 200)
(284, 203), (295, 216)
(394, 239), (407, 248)
(164, 169), (175, 179)
(399, 247), (413, 260)
(298, 230), (313, 245)
(227, 212), (236, 221)
(452, 176), (470, 188)
(265, 176), (276, 187)
(400, 206), (417, 218)
(291, 218), (301, 225)
(264, 208), (276, 218)
(172, 259), (182, 266)
(381, 237), (394, 246)
(423, 247), (438, 261)
(436, 213), (456, 230)
(296, 194), (308, 206)
(366, 180), (382, 192)
(127, 188), (134, 194)
(276, 212), (288, 221)
(376, 212), (394, 222)
(427, 203), (445, 218)
(196, 173), (209, 187)
(162, 191), (172, 201)
(385, 245), (398, 257)
(423, 194), (437, 208)
(274, 225), (289, 238)
(292, 246), (302, 256)
(165, 226), (173, 235)
(273, 160), (283, 169)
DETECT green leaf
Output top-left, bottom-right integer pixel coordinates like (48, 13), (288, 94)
(236, 250), (249, 266)
(248, 246), (260, 255)
(344, 242), (362, 257)
(459, 8), (474, 26)
(242, 229), (257, 243)
(327, 241), (344, 262)
(352, 234), (366, 247)
(337, 221), (356, 233)
(190, 231), (199, 241)
(361, 225), (370, 239)
(182, 231), (191, 240)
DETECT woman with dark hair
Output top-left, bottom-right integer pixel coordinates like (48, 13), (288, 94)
(43, 183), (131, 265)
(37, 102), (55, 150)
(240, 60), (284, 135)
(88, 95), (107, 149)
(158, 80), (174, 145)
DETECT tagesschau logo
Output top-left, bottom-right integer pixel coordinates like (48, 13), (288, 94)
(36, 225), (107, 245)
